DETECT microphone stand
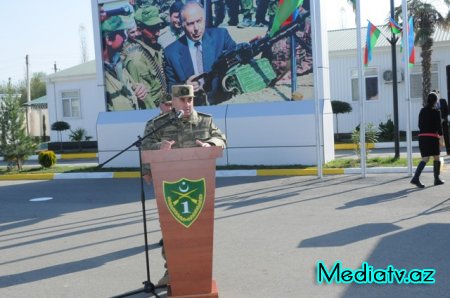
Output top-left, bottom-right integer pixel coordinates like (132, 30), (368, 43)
(100, 112), (181, 298)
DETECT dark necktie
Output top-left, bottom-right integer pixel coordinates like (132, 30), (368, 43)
(194, 41), (204, 86)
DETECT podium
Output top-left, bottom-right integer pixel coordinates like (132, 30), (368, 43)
(142, 147), (222, 297)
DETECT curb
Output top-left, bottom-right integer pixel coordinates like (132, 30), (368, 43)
(335, 142), (419, 150)
(27, 152), (98, 161)
(0, 166), (437, 181)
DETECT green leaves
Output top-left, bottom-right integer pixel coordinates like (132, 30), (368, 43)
(0, 86), (37, 170)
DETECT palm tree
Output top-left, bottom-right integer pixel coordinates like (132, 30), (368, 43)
(394, 0), (450, 104)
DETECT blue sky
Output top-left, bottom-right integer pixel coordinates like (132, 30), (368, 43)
(0, 0), (95, 84)
(0, 0), (407, 85)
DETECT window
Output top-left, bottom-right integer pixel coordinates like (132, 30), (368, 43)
(61, 90), (81, 118)
(351, 68), (379, 101)
(410, 64), (439, 99)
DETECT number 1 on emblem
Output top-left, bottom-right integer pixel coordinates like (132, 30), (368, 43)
(181, 201), (191, 214)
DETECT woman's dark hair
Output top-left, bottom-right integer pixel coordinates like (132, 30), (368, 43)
(426, 92), (438, 107)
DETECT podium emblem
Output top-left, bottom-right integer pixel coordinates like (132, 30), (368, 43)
(163, 178), (206, 228)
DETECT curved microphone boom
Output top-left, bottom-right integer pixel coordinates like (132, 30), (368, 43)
(176, 110), (184, 119)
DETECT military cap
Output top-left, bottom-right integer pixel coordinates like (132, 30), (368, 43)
(160, 93), (173, 104)
(172, 85), (194, 98)
(101, 16), (127, 32)
(135, 5), (164, 28)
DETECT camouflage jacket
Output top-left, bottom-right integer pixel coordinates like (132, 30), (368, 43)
(141, 109), (226, 150)
(122, 40), (166, 109)
(104, 63), (138, 111)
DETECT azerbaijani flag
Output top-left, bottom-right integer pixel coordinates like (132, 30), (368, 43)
(269, 0), (304, 37)
(364, 21), (381, 66)
(408, 16), (415, 67)
(389, 17), (402, 35)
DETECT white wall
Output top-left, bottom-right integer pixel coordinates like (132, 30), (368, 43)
(97, 100), (335, 168)
(29, 108), (49, 138)
(47, 76), (105, 142)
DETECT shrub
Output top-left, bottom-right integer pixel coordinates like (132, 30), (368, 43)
(38, 150), (57, 168)
(351, 123), (378, 159)
(69, 128), (93, 151)
(378, 118), (395, 142)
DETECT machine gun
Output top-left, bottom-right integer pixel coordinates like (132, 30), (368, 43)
(193, 19), (304, 89)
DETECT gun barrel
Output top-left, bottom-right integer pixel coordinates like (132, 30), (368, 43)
(105, 6), (131, 17)
(251, 21), (301, 55)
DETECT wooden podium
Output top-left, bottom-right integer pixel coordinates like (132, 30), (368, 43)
(142, 147), (222, 298)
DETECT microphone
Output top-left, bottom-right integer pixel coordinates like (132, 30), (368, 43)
(176, 110), (184, 119)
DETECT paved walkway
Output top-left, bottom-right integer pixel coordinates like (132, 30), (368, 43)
(1, 170), (449, 297)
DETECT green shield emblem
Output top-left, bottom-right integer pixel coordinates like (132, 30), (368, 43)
(162, 178), (206, 228)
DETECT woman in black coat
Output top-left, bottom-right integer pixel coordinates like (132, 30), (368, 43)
(411, 92), (444, 188)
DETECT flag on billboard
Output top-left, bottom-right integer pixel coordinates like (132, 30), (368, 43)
(408, 16), (415, 67)
(364, 21), (381, 66)
(389, 17), (402, 35)
(269, 0), (304, 37)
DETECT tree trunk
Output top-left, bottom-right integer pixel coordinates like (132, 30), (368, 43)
(421, 38), (433, 105)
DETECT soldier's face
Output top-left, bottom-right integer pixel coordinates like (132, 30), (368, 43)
(182, 5), (205, 41)
(141, 27), (160, 45)
(172, 97), (193, 118)
(127, 27), (141, 41)
(106, 32), (125, 50)
(159, 102), (172, 114)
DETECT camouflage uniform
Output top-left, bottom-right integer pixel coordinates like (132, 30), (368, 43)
(267, 0), (278, 22)
(241, 0), (254, 18)
(104, 66), (138, 111)
(102, 16), (139, 111)
(141, 109), (226, 150)
(123, 40), (166, 109)
(255, 0), (278, 26)
(237, 0), (254, 27)
(124, 6), (168, 109)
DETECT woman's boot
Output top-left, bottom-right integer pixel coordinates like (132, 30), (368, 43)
(434, 160), (444, 185)
(411, 161), (426, 188)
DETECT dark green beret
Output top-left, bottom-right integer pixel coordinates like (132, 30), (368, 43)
(135, 5), (164, 27)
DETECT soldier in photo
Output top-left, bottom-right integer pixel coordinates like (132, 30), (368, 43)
(158, 1), (184, 48)
(101, 15), (148, 111)
(123, 5), (169, 109)
(237, 0), (255, 28)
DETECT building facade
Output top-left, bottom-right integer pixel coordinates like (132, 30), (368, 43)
(328, 27), (450, 135)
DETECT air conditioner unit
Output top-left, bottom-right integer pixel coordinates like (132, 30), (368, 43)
(382, 70), (404, 83)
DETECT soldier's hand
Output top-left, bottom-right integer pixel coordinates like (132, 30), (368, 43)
(133, 83), (149, 100)
(161, 140), (176, 150)
(187, 75), (201, 92)
(196, 140), (211, 147)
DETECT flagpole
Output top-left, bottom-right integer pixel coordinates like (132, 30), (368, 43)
(356, 0), (366, 177)
(290, 34), (297, 97)
(310, 0), (323, 178)
(402, 0), (413, 175)
(390, 0), (401, 159)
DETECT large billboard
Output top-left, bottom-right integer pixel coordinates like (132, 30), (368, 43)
(98, 0), (312, 111)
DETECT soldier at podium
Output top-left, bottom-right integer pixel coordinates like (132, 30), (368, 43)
(142, 84), (226, 151)
(141, 84), (226, 285)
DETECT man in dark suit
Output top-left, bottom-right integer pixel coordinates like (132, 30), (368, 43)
(164, 0), (237, 105)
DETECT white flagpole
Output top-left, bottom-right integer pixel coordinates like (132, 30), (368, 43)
(310, 0), (323, 178)
(356, 0), (367, 177)
(402, 0), (413, 175)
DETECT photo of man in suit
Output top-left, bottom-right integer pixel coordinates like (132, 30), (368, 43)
(163, 0), (237, 105)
